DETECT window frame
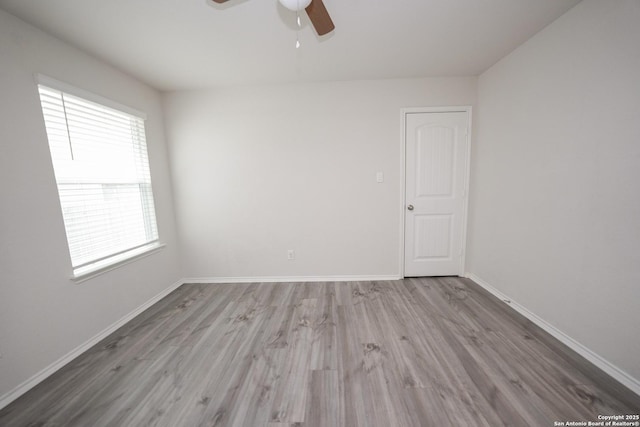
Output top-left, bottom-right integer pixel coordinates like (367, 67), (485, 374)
(36, 75), (164, 282)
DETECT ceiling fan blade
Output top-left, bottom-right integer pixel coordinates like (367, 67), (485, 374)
(305, 0), (334, 36)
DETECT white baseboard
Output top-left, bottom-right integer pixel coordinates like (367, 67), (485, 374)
(0, 279), (184, 411)
(182, 275), (402, 284)
(465, 272), (640, 397)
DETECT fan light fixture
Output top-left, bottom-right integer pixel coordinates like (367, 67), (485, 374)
(278, 0), (312, 12)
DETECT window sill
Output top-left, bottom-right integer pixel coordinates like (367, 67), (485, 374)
(71, 243), (166, 284)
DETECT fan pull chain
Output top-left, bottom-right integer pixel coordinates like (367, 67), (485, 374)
(296, 10), (301, 48)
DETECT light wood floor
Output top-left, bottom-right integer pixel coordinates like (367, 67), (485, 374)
(1, 278), (638, 426)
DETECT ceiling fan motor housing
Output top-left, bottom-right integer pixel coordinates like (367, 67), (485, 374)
(279, 0), (313, 12)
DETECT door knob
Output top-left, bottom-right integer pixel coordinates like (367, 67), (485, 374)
(407, 205), (414, 211)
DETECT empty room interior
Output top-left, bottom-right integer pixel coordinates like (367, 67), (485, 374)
(1, 0), (639, 425)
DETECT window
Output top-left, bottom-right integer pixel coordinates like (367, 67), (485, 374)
(37, 77), (160, 279)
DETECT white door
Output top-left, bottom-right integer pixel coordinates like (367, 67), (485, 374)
(404, 110), (470, 277)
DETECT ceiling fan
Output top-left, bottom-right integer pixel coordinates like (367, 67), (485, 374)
(212, 0), (335, 36)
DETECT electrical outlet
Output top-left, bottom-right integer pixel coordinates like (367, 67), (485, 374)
(287, 250), (295, 260)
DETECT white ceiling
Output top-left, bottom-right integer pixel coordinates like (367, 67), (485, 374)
(0, 0), (581, 91)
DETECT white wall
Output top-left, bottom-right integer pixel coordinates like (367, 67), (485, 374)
(466, 0), (640, 382)
(163, 78), (476, 279)
(0, 10), (182, 402)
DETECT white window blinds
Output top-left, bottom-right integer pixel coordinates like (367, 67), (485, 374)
(38, 81), (159, 277)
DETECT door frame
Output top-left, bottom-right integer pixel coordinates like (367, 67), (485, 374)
(399, 106), (473, 278)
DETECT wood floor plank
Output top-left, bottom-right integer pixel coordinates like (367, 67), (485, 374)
(306, 369), (341, 427)
(335, 304), (370, 427)
(310, 284), (338, 371)
(186, 296), (275, 426)
(1, 278), (638, 427)
(270, 298), (317, 423)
